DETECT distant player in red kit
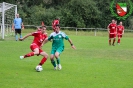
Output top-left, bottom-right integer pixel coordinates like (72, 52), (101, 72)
(117, 21), (124, 45)
(19, 26), (48, 68)
(107, 19), (117, 46)
(52, 18), (60, 31)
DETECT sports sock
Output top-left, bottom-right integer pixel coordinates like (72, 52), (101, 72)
(118, 39), (120, 43)
(15, 35), (18, 41)
(39, 57), (47, 65)
(20, 34), (22, 38)
(24, 52), (34, 58)
(51, 60), (56, 67)
(56, 58), (60, 64)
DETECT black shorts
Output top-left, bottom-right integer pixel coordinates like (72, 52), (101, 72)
(15, 29), (21, 34)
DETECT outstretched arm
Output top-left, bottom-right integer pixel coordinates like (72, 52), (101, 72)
(68, 38), (76, 49)
(40, 38), (49, 48)
(19, 33), (32, 41)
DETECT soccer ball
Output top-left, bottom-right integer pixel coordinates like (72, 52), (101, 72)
(35, 65), (43, 72)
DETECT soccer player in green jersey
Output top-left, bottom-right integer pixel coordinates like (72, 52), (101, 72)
(43, 24), (76, 70)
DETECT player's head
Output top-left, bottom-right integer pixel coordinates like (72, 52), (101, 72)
(119, 21), (123, 25)
(55, 24), (60, 33)
(112, 19), (115, 23)
(40, 26), (46, 33)
(16, 14), (19, 18)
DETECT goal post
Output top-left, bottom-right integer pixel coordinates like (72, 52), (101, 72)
(0, 2), (17, 39)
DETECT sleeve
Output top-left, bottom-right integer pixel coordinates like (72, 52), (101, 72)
(21, 18), (23, 23)
(48, 33), (53, 41)
(62, 32), (69, 40)
(14, 19), (15, 24)
(31, 32), (39, 36)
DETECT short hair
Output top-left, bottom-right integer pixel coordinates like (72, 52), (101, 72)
(55, 24), (60, 28)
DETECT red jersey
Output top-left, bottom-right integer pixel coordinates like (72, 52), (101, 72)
(117, 25), (124, 35)
(108, 23), (117, 34)
(31, 31), (47, 47)
(52, 19), (59, 29)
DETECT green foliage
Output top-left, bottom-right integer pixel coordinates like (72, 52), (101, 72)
(2, 0), (133, 28)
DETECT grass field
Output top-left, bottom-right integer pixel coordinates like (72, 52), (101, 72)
(0, 29), (133, 88)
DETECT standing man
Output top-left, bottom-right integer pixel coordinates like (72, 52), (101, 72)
(12, 14), (24, 41)
(19, 26), (48, 70)
(117, 21), (124, 45)
(52, 17), (60, 31)
(43, 24), (76, 70)
(107, 19), (117, 46)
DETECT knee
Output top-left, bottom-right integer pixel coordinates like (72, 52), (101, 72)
(44, 53), (48, 59)
(55, 53), (59, 58)
(34, 51), (39, 55)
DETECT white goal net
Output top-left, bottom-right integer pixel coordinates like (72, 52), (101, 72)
(0, 2), (17, 39)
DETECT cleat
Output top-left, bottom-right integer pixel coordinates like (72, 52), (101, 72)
(57, 64), (62, 70)
(112, 44), (115, 46)
(20, 56), (24, 59)
(54, 67), (57, 70)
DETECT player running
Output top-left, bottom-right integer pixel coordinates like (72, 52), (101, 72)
(42, 24), (76, 70)
(117, 21), (124, 45)
(107, 19), (117, 46)
(19, 26), (48, 68)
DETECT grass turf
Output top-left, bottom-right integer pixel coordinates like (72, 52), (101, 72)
(0, 29), (133, 88)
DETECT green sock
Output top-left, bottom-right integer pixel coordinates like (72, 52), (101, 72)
(51, 60), (56, 67)
(56, 58), (60, 64)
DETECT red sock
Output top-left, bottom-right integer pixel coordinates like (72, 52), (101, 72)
(39, 57), (47, 65)
(24, 52), (34, 58)
(118, 39), (120, 43)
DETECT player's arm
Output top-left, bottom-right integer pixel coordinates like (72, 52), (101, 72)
(21, 18), (24, 29)
(12, 19), (15, 30)
(122, 26), (124, 34)
(107, 25), (110, 33)
(12, 23), (14, 30)
(68, 38), (76, 50)
(42, 37), (49, 46)
(19, 33), (32, 41)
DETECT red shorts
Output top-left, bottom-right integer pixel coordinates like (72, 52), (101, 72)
(109, 34), (116, 38)
(30, 43), (43, 55)
(117, 34), (122, 38)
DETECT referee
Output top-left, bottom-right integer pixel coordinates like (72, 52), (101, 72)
(12, 14), (24, 41)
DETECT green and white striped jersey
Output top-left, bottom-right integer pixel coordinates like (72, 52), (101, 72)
(48, 31), (69, 48)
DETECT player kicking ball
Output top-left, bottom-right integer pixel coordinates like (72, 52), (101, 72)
(42, 24), (76, 70)
(19, 26), (48, 71)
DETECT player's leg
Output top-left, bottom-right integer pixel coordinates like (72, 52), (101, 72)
(117, 35), (120, 45)
(118, 35), (122, 44)
(109, 34), (112, 45)
(38, 50), (48, 66)
(20, 44), (39, 59)
(54, 47), (64, 70)
(15, 29), (18, 41)
(49, 47), (57, 69)
(55, 52), (62, 70)
(18, 29), (22, 38)
(50, 54), (57, 70)
(112, 34), (116, 46)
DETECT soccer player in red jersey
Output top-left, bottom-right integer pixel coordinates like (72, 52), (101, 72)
(117, 21), (124, 45)
(19, 26), (48, 68)
(107, 19), (117, 46)
(52, 18), (60, 31)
